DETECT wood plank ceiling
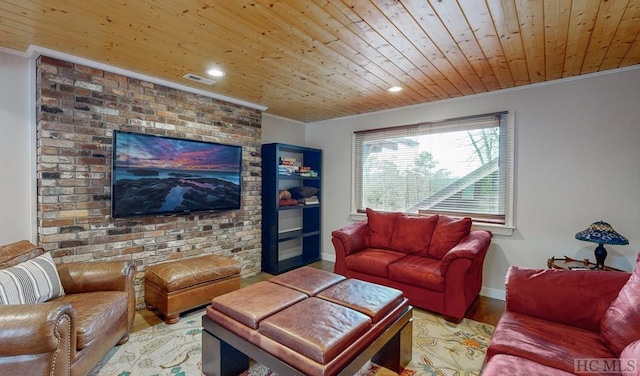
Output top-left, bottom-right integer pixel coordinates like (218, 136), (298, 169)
(1, 0), (639, 123)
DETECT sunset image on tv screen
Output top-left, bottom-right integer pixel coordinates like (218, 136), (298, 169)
(111, 131), (242, 218)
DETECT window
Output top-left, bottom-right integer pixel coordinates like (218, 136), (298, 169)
(354, 111), (514, 226)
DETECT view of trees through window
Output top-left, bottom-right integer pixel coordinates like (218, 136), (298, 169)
(358, 121), (503, 218)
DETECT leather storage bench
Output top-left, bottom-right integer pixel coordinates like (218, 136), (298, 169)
(145, 254), (240, 324)
(202, 267), (413, 376)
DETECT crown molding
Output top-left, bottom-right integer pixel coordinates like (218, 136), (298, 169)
(24, 45), (268, 112)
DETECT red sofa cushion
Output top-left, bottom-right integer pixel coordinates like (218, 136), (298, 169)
(505, 266), (629, 332)
(620, 340), (640, 370)
(428, 216), (472, 259)
(389, 214), (438, 256)
(486, 311), (616, 374)
(601, 254), (640, 356)
(366, 208), (401, 249)
(344, 249), (406, 278)
(388, 255), (444, 292)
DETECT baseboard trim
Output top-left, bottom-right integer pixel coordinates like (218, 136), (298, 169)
(480, 286), (505, 301)
(321, 252), (336, 263)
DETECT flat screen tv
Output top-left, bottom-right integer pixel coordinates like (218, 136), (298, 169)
(111, 131), (242, 218)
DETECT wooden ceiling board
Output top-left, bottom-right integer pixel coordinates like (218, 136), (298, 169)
(429, 0), (502, 91)
(0, 0), (638, 122)
(401, 0), (487, 94)
(383, 0), (474, 96)
(272, 2), (405, 88)
(322, 0), (463, 106)
(516, 0), (546, 83)
(457, 0), (514, 89)
(600, 1), (640, 70)
(321, 0), (433, 92)
(542, 0), (571, 81)
(172, 4), (358, 93)
(183, 4), (393, 118)
(485, 0), (531, 86)
(340, 0), (458, 98)
(580, 0), (631, 74)
(209, 1), (418, 115)
(90, 2), (354, 113)
(562, 0), (601, 78)
(338, 0), (451, 104)
(383, 0), (468, 97)
(622, 37), (640, 66)
(360, 1), (450, 100)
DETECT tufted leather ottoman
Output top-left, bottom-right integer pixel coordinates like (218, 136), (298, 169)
(202, 267), (412, 376)
(145, 255), (240, 324)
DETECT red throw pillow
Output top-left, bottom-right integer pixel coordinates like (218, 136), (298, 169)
(366, 208), (401, 249)
(389, 214), (439, 256)
(620, 340), (640, 368)
(428, 215), (472, 259)
(601, 263), (640, 356)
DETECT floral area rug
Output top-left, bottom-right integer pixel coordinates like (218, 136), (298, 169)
(89, 310), (203, 376)
(90, 309), (494, 376)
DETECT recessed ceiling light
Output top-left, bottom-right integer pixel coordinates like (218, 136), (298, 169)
(206, 68), (225, 77)
(388, 86), (402, 93)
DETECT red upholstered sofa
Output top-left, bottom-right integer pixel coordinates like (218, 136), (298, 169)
(482, 252), (640, 376)
(331, 209), (492, 322)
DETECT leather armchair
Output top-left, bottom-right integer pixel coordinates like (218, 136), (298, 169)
(0, 240), (136, 376)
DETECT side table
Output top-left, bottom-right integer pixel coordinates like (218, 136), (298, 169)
(547, 256), (624, 271)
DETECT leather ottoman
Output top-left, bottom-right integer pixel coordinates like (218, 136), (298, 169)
(145, 254), (240, 324)
(202, 267), (413, 376)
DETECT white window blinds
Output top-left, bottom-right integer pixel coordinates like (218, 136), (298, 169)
(354, 111), (514, 225)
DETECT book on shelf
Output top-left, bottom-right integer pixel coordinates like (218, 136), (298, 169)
(303, 196), (319, 205)
(278, 165), (299, 175)
(279, 157), (299, 166)
(299, 170), (318, 177)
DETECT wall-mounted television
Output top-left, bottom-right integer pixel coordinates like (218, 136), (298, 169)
(111, 131), (242, 218)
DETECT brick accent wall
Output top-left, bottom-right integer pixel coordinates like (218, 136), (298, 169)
(35, 56), (262, 308)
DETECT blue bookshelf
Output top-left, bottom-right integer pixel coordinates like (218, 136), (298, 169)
(261, 143), (322, 274)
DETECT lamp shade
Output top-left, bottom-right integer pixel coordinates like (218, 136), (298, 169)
(575, 221), (629, 245)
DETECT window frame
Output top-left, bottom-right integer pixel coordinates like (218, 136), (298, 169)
(350, 111), (515, 236)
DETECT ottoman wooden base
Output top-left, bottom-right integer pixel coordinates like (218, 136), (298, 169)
(145, 255), (241, 324)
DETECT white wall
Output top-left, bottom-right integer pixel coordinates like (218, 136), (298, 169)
(306, 67), (640, 298)
(261, 113), (306, 145)
(0, 50), (34, 244)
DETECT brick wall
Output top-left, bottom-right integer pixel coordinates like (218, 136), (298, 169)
(35, 56), (263, 308)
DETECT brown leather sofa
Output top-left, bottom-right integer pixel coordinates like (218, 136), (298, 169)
(0, 240), (136, 376)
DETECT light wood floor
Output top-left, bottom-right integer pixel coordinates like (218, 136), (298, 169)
(132, 260), (505, 332)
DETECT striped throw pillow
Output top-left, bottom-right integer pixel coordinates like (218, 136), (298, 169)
(0, 252), (65, 305)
